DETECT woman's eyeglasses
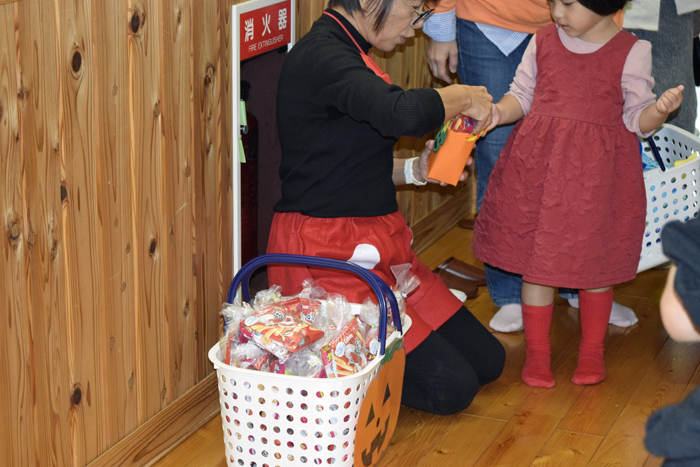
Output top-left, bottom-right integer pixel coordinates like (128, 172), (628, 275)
(401, 0), (435, 26)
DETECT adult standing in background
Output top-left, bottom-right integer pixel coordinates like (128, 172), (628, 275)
(423, 1), (639, 333)
(624, 0), (699, 133)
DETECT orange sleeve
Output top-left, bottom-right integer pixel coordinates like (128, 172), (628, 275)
(432, 0), (457, 15)
(432, 2), (622, 34)
(453, 1), (551, 34)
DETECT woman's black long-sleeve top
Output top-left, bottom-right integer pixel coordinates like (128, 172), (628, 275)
(274, 9), (446, 218)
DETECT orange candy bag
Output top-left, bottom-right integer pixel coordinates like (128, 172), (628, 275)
(321, 318), (367, 378)
(427, 115), (483, 186)
(240, 302), (324, 362)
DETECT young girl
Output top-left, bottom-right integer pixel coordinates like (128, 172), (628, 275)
(472, 0), (684, 388)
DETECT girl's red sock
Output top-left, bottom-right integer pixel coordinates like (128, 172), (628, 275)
(522, 303), (555, 388)
(572, 288), (614, 385)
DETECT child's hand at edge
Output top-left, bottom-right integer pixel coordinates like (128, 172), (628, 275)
(486, 103), (502, 133)
(419, 139), (473, 186)
(484, 96), (524, 134)
(639, 85), (685, 133)
(656, 85), (684, 115)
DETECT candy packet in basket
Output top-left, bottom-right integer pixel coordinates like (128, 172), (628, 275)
(218, 275), (402, 377)
(359, 263), (419, 361)
(240, 300), (325, 362)
(218, 301), (255, 359)
(321, 317), (367, 378)
(226, 341), (274, 371)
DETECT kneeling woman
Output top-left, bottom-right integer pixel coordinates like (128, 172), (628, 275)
(267, 0), (505, 415)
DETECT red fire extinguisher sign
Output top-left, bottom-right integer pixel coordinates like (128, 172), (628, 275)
(239, 0), (292, 61)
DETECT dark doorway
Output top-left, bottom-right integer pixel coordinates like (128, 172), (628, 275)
(239, 46), (288, 291)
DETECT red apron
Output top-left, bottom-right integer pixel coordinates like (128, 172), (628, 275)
(268, 15), (462, 352)
(323, 11), (393, 85)
(267, 213), (462, 353)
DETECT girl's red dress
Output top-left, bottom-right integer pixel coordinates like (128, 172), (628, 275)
(473, 24), (646, 290)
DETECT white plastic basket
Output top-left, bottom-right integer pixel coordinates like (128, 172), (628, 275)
(211, 254), (410, 467)
(638, 124), (700, 272)
(209, 315), (410, 467)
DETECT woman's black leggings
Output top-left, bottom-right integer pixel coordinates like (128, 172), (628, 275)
(401, 306), (506, 415)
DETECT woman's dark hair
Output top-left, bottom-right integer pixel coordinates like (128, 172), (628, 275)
(577, 0), (630, 16)
(327, 0), (395, 32)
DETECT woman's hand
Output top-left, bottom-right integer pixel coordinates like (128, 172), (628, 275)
(418, 140), (473, 186)
(427, 40), (458, 83)
(656, 85), (684, 115)
(462, 86), (493, 134)
(436, 85), (493, 133)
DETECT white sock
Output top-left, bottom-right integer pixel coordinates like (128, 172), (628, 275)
(567, 298), (638, 328)
(489, 304), (523, 333)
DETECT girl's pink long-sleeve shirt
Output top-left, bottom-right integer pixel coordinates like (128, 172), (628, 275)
(507, 26), (657, 137)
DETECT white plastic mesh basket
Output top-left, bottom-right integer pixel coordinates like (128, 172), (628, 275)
(638, 124), (700, 272)
(208, 314), (410, 467)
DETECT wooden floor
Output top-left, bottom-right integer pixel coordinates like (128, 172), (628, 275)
(154, 224), (700, 467)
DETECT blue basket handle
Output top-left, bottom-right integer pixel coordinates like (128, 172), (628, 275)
(647, 136), (666, 172)
(226, 253), (402, 356)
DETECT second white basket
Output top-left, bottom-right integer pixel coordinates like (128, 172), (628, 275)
(638, 124), (700, 272)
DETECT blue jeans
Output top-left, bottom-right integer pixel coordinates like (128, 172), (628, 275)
(456, 19), (577, 305)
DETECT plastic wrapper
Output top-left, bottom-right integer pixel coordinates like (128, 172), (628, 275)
(299, 279), (329, 300)
(271, 358), (285, 375)
(390, 263), (420, 330)
(219, 301), (255, 359)
(225, 341), (274, 371)
(356, 262), (419, 361)
(240, 302), (325, 362)
(363, 327), (382, 362)
(283, 348), (326, 378)
(427, 115), (483, 186)
(321, 318), (367, 377)
(221, 301), (254, 336)
(358, 298), (381, 361)
(359, 297), (380, 328)
(391, 263), (420, 296)
(281, 297), (323, 325)
(309, 293), (354, 351)
(252, 284), (283, 309)
(357, 300), (404, 362)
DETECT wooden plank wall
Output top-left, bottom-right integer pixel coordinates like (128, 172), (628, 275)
(0, 0), (471, 465)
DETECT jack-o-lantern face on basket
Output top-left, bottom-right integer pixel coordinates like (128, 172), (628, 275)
(354, 346), (406, 466)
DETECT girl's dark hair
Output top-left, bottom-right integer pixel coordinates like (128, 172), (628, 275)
(577, 0), (631, 16)
(327, 0), (395, 32)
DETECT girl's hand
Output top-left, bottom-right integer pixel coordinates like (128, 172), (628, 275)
(486, 103), (502, 133)
(418, 140), (473, 186)
(656, 85), (684, 115)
